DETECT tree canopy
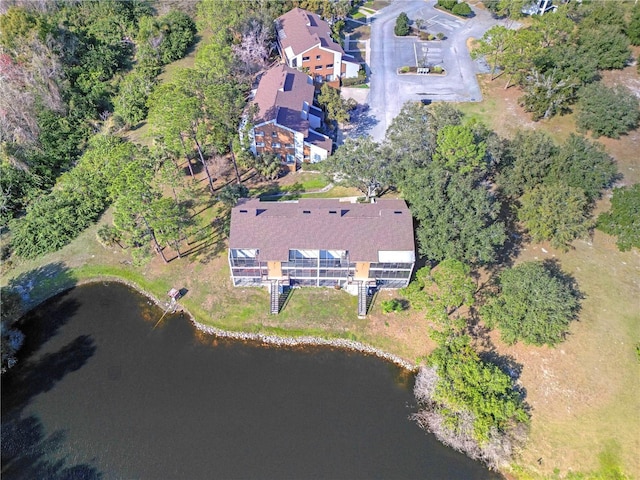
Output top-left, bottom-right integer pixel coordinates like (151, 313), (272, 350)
(576, 83), (640, 139)
(597, 185), (640, 252)
(402, 165), (506, 265)
(321, 137), (390, 200)
(518, 182), (591, 251)
(481, 261), (580, 346)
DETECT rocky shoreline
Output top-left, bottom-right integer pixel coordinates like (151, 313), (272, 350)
(78, 277), (418, 372)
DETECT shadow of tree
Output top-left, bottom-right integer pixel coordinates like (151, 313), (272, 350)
(344, 105), (379, 139)
(5, 262), (77, 315)
(1, 413), (102, 480)
(3, 335), (96, 414)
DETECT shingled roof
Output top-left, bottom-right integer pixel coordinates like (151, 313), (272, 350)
(229, 199), (415, 262)
(252, 64), (314, 132)
(276, 7), (346, 57)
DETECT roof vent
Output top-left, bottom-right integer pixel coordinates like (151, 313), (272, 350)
(303, 210), (311, 214)
(329, 210), (337, 214)
(394, 211), (402, 214)
(240, 209), (248, 213)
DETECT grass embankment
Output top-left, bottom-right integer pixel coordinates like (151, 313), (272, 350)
(458, 74), (640, 479)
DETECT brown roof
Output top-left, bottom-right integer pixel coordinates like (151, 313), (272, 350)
(305, 129), (332, 153)
(276, 8), (345, 58)
(252, 64), (313, 133)
(229, 199), (415, 262)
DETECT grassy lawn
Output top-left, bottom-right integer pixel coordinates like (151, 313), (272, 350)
(457, 71), (640, 479)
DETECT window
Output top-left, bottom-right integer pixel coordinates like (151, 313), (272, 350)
(271, 131), (277, 137)
(316, 55), (321, 60)
(255, 142), (265, 147)
(285, 143), (294, 149)
(325, 74), (334, 82)
(313, 153), (321, 162)
(326, 64), (333, 69)
(292, 58), (297, 67)
(255, 130), (264, 136)
(272, 142), (281, 148)
(286, 154), (295, 163)
(315, 65), (323, 70)
(302, 56), (310, 62)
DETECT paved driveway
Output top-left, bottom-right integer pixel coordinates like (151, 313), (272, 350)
(363, 0), (505, 141)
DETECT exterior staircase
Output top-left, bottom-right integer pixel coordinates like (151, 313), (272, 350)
(270, 280), (280, 314)
(358, 282), (368, 317)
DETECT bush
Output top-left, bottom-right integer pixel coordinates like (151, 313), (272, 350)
(482, 261), (581, 346)
(437, 0), (457, 11)
(597, 184), (640, 252)
(400, 66), (410, 73)
(342, 76), (367, 87)
(577, 83), (640, 139)
(419, 31), (430, 41)
(381, 299), (406, 313)
(452, 2), (473, 16)
(395, 12), (410, 36)
(436, 32), (445, 40)
(431, 66), (443, 73)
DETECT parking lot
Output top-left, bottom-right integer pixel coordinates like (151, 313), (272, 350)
(358, 1), (508, 141)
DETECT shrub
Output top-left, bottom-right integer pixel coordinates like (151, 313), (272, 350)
(437, 0), (457, 11)
(400, 66), (410, 73)
(577, 83), (640, 139)
(452, 2), (473, 16)
(597, 184), (640, 252)
(342, 76), (367, 87)
(431, 66), (443, 73)
(419, 31), (430, 41)
(436, 32), (445, 40)
(482, 261), (581, 346)
(394, 12), (410, 36)
(381, 299), (406, 313)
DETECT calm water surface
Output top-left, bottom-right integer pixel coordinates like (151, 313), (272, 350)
(2, 282), (500, 479)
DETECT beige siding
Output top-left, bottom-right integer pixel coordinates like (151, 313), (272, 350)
(267, 261), (282, 279)
(354, 262), (370, 280)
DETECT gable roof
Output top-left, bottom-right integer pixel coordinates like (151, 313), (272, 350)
(252, 64), (314, 134)
(276, 7), (345, 58)
(229, 199), (415, 262)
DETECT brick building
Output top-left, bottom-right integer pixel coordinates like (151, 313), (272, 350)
(247, 64), (332, 168)
(275, 7), (360, 87)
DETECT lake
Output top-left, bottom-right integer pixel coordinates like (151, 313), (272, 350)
(1, 282), (500, 479)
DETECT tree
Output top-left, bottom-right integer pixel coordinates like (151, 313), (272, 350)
(576, 83), (640, 139)
(597, 185), (640, 252)
(577, 24), (630, 70)
(254, 153), (281, 180)
(519, 67), (581, 121)
(481, 261), (580, 346)
(394, 12), (410, 36)
(218, 183), (249, 209)
(434, 125), (487, 175)
(321, 137), (390, 200)
(628, 5), (640, 46)
(473, 26), (513, 81)
(401, 165), (506, 265)
(1, 287), (25, 374)
(497, 130), (557, 198)
(385, 102), (463, 182)
(113, 69), (156, 126)
(452, 2), (472, 17)
(317, 83), (356, 124)
(413, 333), (529, 469)
(518, 183), (591, 251)
(402, 259), (475, 329)
(232, 16), (273, 75)
(548, 134), (618, 202)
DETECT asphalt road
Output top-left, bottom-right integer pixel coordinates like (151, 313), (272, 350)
(365, 0), (506, 141)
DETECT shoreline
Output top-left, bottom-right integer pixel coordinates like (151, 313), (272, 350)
(31, 276), (419, 372)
